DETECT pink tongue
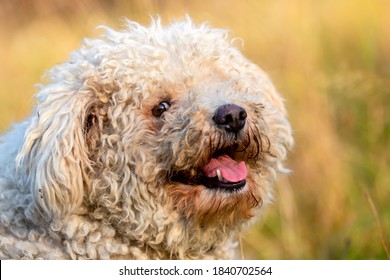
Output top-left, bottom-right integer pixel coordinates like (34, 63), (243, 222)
(202, 154), (247, 183)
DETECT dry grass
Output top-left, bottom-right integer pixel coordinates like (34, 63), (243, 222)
(0, 0), (389, 259)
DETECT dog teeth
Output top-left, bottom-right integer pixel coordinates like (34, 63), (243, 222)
(216, 170), (223, 181)
(216, 170), (229, 183)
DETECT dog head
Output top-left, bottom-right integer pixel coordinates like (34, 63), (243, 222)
(17, 18), (292, 257)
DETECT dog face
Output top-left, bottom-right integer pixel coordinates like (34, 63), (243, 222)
(17, 19), (292, 255)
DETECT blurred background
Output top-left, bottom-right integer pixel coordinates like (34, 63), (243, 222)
(0, 0), (389, 259)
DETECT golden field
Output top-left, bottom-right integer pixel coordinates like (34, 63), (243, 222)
(0, 0), (388, 259)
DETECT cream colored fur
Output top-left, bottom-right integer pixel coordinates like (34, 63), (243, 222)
(0, 18), (292, 259)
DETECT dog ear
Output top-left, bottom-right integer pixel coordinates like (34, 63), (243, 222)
(16, 81), (94, 220)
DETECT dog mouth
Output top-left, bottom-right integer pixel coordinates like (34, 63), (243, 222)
(200, 154), (247, 190)
(170, 146), (248, 192)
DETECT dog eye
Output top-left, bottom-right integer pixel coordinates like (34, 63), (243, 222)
(152, 101), (171, 117)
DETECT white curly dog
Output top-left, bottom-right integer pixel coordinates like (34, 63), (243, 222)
(0, 18), (292, 259)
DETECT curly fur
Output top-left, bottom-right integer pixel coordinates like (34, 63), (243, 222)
(0, 18), (292, 259)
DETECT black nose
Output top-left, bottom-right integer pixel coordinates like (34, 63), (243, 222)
(213, 104), (247, 133)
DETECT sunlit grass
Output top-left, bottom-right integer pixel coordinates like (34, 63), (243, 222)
(0, 0), (388, 259)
